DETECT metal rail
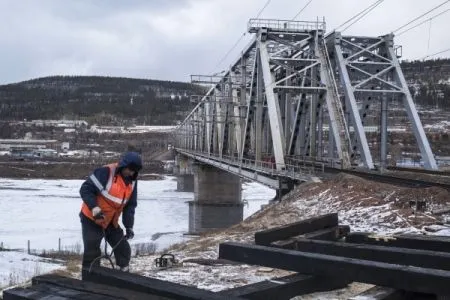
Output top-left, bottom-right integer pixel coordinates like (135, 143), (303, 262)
(387, 166), (450, 177)
(176, 148), (450, 191)
(248, 18), (326, 33)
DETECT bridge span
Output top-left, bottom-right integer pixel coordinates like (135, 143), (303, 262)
(173, 18), (438, 234)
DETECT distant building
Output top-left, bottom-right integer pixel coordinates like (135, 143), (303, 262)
(61, 142), (70, 152)
(0, 139), (59, 158)
(33, 149), (58, 158)
(0, 139), (58, 150)
(27, 120), (88, 128)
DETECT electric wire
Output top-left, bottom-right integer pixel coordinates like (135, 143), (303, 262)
(292, 0), (313, 20)
(255, 0), (271, 18)
(210, 32), (247, 73)
(421, 47), (450, 60)
(427, 20), (432, 55)
(392, 0), (450, 33)
(396, 8), (450, 36)
(209, 0), (271, 74)
(341, 0), (385, 32)
(334, 0), (383, 32)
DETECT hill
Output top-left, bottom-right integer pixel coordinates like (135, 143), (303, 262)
(0, 58), (448, 127)
(401, 58), (450, 109)
(0, 76), (204, 125)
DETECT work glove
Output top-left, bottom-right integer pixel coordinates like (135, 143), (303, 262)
(125, 228), (134, 240)
(92, 206), (104, 220)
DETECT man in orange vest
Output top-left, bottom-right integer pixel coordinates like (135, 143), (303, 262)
(79, 151), (142, 271)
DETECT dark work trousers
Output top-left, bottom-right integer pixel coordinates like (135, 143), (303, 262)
(80, 214), (131, 269)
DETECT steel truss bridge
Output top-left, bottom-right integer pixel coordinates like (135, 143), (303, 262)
(175, 18), (438, 189)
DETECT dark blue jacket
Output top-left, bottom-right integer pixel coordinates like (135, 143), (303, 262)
(79, 152), (142, 229)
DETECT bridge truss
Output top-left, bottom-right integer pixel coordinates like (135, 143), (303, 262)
(176, 18), (437, 177)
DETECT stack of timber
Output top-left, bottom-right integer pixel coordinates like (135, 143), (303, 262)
(220, 212), (450, 299)
(5, 212), (450, 299)
(3, 269), (244, 300)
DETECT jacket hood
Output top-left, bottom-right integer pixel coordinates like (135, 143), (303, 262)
(118, 151), (143, 171)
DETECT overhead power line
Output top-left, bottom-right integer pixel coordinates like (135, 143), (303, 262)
(292, 0), (313, 20)
(396, 8), (450, 36)
(341, 0), (385, 32)
(255, 0), (271, 19)
(209, 0), (272, 74)
(334, 0), (383, 32)
(210, 32), (247, 73)
(393, 0), (450, 33)
(421, 47), (450, 60)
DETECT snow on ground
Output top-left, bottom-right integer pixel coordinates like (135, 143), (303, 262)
(424, 120), (450, 132)
(0, 177), (272, 252)
(0, 176), (275, 294)
(1, 173), (450, 298)
(127, 173), (450, 298)
(0, 251), (63, 290)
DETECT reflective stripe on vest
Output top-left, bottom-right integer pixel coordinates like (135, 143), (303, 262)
(89, 165), (136, 205)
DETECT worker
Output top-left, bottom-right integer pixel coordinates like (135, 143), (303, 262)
(79, 151), (142, 271)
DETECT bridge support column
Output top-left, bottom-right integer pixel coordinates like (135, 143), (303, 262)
(188, 164), (242, 234)
(274, 178), (295, 201)
(177, 174), (194, 192)
(174, 154), (194, 192)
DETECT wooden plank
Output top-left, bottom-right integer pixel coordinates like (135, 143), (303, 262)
(271, 225), (351, 249)
(3, 287), (49, 300)
(82, 267), (245, 300)
(218, 242), (450, 296)
(305, 225), (350, 240)
(348, 286), (405, 300)
(303, 226), (340, 240)
(271, 227), (340, 249)
(254, 213), (338, 245)
(32, 274), (165, 300)
(338, 225), (351, 238)
(346, 232), (450, 252)
(221, 273), (349, 299)
(3, 283), (119, 300)
(275, 238), (450, 271)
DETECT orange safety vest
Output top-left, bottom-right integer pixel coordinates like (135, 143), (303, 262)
(81, 163), (136, 229)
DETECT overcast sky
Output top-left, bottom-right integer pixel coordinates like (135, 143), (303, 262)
(0, 0), (448, 84)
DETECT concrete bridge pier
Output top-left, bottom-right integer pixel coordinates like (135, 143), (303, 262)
(177, 174), (194, 192)
(188, 164), (243, 234)
(174, 155), (194, 192)
(273, 178), (296, 201)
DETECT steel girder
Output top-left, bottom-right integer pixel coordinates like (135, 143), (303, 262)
(175, 18), (437, 178)
(176, 18), (353, 173)
(327, 32), (437, 170)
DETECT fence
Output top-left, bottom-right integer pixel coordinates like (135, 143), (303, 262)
(0, 238), (157, 258)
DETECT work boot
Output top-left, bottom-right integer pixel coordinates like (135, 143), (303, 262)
(119, 266), (129, 272)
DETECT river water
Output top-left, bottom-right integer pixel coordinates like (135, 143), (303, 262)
(0, 176), (275, 251)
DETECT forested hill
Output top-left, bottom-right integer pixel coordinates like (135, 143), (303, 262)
(0, 59), (449, 126)
(0, 76), (204, 125)
(401, 58), (450, 109)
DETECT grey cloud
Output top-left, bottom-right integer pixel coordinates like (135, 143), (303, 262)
(0, 0), (448, 84)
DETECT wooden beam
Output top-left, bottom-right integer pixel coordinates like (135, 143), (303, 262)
(220, 273), (348, 299)
(82, 267), (244, 300)
(3, 283), (121, 300)
(275, 238), (450, 271)
(346, 232), (450, 252)
(303, 226), (340, 240)
(348, 286), (405, 300)
(254, 213), (338, 245)
(218, 242), (450, 296)
(31, 274), (160, 300)
(271, 225), (350, 249)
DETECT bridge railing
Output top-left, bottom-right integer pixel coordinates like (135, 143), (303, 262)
(248, 18), (326, 33)
(177, 149), (329, 181)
